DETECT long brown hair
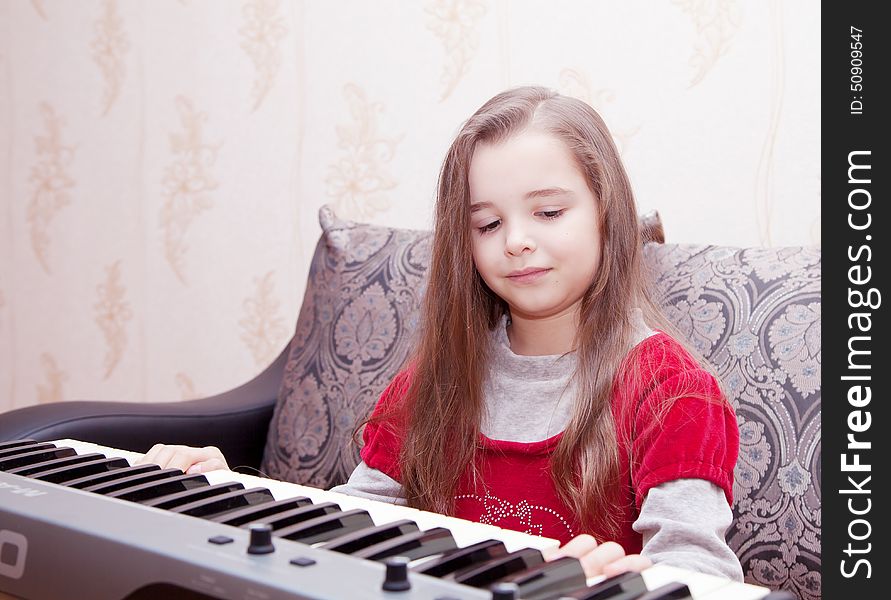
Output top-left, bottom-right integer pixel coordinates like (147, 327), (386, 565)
(385, 86), (705, 538)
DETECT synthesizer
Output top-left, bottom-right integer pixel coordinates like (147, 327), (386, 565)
(0, 439), (775, 600)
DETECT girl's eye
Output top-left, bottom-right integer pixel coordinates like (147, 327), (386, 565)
(477, 220), (500, 234)
(539, 209), (564, 220)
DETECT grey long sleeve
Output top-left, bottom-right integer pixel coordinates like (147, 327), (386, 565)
(636, 478), (743, 581)
(329, 461), (406, 504)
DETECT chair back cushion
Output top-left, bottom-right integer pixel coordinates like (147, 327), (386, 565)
(262, 205), (821, 599)
(262, 206), (430, 488)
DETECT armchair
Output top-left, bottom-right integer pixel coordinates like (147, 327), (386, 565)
(0, 204), (820, 599)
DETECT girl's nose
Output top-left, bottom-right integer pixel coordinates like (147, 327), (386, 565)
(504, 225), (536, 256)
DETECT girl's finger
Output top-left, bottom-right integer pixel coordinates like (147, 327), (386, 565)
(186, 458), (227, 475)
(546, 534), (599, 560)
(166, 446), (220, 472)
(192, 447), (227, 471)
(135, 443), (166, 466)
(167, 449), (204, 473)
(578, 541), (626, 577)
(152, 445), (178, 470)
(602, 554), (653, 577)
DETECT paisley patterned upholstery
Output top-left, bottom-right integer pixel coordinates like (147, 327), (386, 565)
(262, 206), (432, 488)
(262, 205), (821, 599)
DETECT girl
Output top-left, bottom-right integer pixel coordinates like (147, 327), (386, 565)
(140, 86), (743, 581)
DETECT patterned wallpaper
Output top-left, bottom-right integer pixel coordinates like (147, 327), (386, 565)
(0, 0), (820, 412)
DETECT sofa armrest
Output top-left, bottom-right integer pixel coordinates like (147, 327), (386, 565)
(0, 344), (290, 471)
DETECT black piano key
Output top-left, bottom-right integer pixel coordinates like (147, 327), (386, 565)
(449, 547), (544, 588)
(66, 463), (161, 489)
(172, 487), (275, 518)
(353, 527), (457, 562)
(83, 467), (183, 494)
(0, 439), (37, 452)
(106, 473), (208, 502)
(33, 457), (130, 484)
(0, 446), (76, 471)
(209, 495), (312, 526)
(495, 556), (586, 600)
(413, 539), (508, 577)
(636, 582), (692, 600)
(6, 452), (104, 477)
(319, 519), (419, 555)
(142, 481), (244, 510)
(559, 570), (648, 600)
(0, 441), (55, 459)
(247, 502), (342, 531)
(276, 509), (375, 545)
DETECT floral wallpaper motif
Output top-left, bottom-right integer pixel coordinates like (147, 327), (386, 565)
(239, 0), (287, 112)
(324, 84), (402, 221)
(160, 96), (221, 284)
(94, 260), (132, 379)
(754, 0), (784, 246)
(90, 0), (129, 117)
(31, 0), (47, 20)
(36, 353), (66, 404)
(673, 0), (742, 87)
(27, 103), (75, 274)
(558, 69), (640, 156)
(239, 270), (288, 368)
(425, 0), (486, 101)
(175, 372), (197, 400)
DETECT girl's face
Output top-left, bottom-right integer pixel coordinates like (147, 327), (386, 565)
(468, 129), (601, 322)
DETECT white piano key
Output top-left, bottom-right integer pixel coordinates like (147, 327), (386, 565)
(53, 440), (770, 600)
(642, 564), (769, 600)
(59, 438), (142, 463)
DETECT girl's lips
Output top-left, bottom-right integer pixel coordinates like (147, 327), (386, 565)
(506, 268), (551, 283)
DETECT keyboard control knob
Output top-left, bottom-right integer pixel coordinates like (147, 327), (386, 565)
(491, 582), (519, 600)
(382, 556), (411, 592)
(247, 523), (275, 555)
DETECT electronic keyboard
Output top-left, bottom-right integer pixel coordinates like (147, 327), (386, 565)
(0, 439), (774, 600)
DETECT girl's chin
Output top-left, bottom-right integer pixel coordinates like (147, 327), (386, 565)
(504, 304), (569, 320)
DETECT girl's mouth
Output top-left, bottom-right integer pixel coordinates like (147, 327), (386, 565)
(507, 268), (551, 283)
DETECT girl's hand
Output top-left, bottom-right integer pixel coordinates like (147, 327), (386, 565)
(135, 444), (229, 475)
(542, 534), (652, 578)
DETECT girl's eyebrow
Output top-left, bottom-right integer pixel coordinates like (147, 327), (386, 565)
(469, 187), (573, 213)
(525, 186), (573, 199)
